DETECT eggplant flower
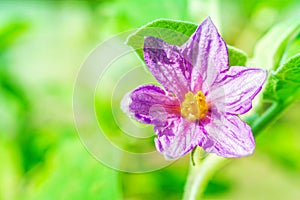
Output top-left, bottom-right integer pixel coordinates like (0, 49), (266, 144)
(121, 17), (267, 159)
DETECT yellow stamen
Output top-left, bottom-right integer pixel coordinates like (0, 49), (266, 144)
(181, 91), (209, 121)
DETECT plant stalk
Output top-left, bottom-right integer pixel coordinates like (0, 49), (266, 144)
(182, 102), (288, 200)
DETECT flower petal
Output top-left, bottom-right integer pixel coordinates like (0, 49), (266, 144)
(201, 113), (255, 157)
(121, 85), (180, 124)
(154, 118), (207, 159)
(181, 17), (229, 93)
(144, 36), (190, 101)
(208, 67), (267, 115)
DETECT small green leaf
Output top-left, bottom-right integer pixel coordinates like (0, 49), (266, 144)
(126, 19), (196, 61)
(227, 45), (247, 66)
(263, 54), (300, 103)
(126, 19), (247, 67)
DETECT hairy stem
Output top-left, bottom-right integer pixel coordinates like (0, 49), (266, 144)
(183, 154), (228, 200)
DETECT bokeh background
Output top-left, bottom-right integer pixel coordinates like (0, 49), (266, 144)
(1, 0), (300, 199)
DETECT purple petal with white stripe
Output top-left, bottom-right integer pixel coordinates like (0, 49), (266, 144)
(154, 117), (207, 159)
(201, 113), (255, 157)
(180, 17), (229, 94)
(121, 85), (180, 124)
(207, 66), (267, 115)
(144, 36), (190, 101)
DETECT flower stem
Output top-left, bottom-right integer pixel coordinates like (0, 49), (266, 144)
(251, 102), (285, 136)
(183, 154), (228, 200)
(182, 102), (290, 200)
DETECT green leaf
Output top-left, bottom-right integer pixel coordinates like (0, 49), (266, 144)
(252, 20), (300, 71)
(126, 19), (247, 67)
(263, 54), (300, 103)
(0, 20), (28, 52)
(28, 140), (122, 200)
(126, 19), (197, 60)
(284, 32), (300, 60)
(227, 45), (247, 66)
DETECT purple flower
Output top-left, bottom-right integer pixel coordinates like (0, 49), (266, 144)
(121, 17), (267, 159)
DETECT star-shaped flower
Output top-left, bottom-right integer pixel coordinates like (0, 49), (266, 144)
(121, 17), (267, 159)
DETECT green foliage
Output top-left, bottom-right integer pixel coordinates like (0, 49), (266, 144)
(0, 20), (28, 52)
(29, 140), (121, 200)
(0, 20), (29, 103)
(285, 32), (300, 60)
(258, 20), (300, 104)
(258, 114), (300, 172)
(227, 45), (247, 66)
(252, 20), (300, 70)
(1, 1), (300, 200)
(0, 19), (51, 174)
(264, 54), (300, 103)
(126, 19), (248, 67)
(204, 178), (232, 196)
(126, 19), (196, 60)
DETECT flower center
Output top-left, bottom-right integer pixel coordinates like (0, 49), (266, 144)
(181, 91), (209, 121)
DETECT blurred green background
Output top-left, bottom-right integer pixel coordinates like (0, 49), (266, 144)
(1, 0), (300, 199)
